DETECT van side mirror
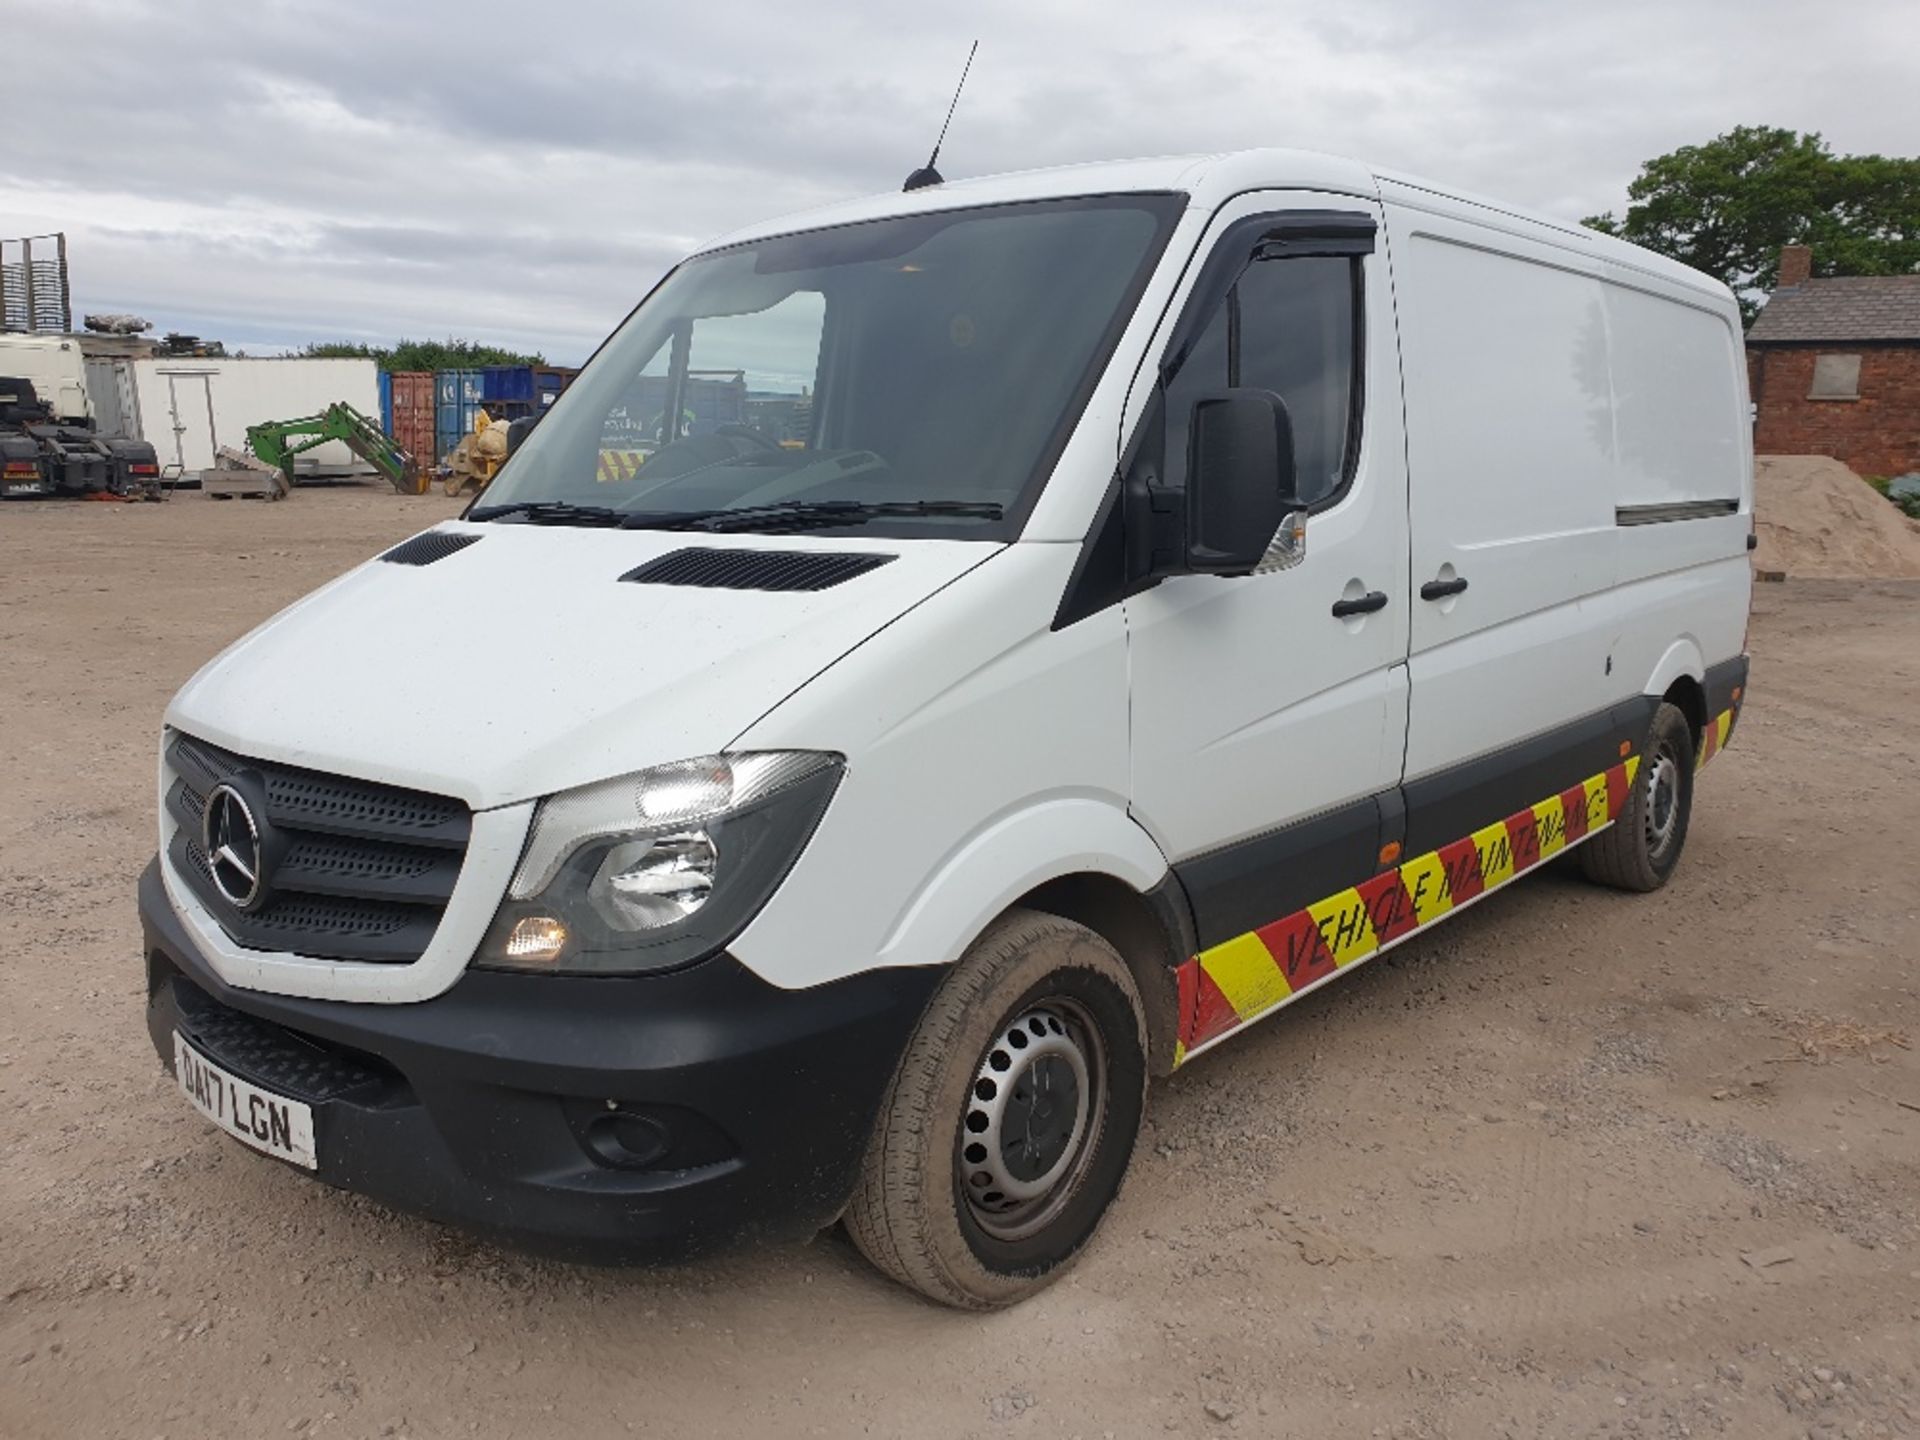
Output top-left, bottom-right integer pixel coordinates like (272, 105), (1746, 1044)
(1185, 390), (1299, 575)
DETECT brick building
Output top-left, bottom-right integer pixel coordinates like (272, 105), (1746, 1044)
(1746, 245), (1920, 477)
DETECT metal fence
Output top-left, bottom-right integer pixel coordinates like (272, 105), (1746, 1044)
(0, 233), (72, 334)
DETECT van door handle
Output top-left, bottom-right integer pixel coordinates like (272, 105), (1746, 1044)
(1419, 576), (1469, 601)
(1331, 590), (1389, 618)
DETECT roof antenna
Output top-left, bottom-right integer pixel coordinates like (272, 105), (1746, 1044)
(903, 40), (977, 192)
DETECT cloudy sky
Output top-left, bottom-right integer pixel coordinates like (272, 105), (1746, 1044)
(5, 0), (1916, 364)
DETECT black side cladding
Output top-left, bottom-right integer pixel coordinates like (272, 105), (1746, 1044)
(381, 531), (482, 567)
(620, 548), (895, 593)
(1399, 697), (1659, 858)
(1176, 796), (1383, 951)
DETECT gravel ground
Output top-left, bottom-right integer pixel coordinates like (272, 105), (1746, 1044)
(2, 488), (1918, 1440)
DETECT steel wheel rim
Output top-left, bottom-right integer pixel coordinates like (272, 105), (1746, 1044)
(956, 998), (1105, 1243)
(1644, 743), (1682, 860)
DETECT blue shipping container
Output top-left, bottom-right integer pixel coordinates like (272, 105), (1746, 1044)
(480, 366), (533, 407)
(480, 365), (578, 412)
(534, 366), (577, 411)
(435, 369), (484, 461)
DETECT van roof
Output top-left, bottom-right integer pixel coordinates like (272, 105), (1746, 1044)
(701, 148), (1731, 303)
(703, 150), (1374, 250)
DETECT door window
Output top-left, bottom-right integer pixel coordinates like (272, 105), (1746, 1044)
(1165, 255), (1362, 508)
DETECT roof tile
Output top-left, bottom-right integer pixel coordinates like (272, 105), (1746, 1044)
(1748, 275), (1920, 343)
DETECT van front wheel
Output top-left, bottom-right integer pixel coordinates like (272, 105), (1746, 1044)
(843, 909), (1148, 1309)
(1580, 701), (1696, 892)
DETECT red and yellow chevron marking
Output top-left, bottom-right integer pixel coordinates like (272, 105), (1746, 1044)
(597, 449), (648, 483)
(1171, 755), (1642, 1067)
(1695, 706), (1736, 769)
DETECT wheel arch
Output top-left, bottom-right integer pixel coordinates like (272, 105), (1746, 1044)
(1643, 638), (1707, 748)
(1014, 871), (1195, 1078)
(862, 799), (1192, 1076)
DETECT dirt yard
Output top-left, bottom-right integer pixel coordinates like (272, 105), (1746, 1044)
(2, 488), (1917, 1440)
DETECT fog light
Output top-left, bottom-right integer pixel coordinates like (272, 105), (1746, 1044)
(584, 1108), (674, 1169)
(504, 915), (569, 963)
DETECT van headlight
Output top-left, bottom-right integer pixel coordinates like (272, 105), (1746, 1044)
(476, 752), (842, 975)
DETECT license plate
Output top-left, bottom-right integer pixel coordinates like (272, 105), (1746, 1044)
(173, 1032), (317, 1169)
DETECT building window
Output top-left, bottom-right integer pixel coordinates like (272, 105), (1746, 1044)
(1808, 353), (1861, 400)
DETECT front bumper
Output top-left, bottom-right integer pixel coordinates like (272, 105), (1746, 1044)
(140, 859), (938, 1262)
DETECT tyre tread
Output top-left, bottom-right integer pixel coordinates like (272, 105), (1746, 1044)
(1578, 702), (1692, 893)
(843, 908), (1143, 1309)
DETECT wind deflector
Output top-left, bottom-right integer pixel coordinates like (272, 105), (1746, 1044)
(380, 532), (482, 567)
(1161, 209), (1377, 384)
(619, 548), (896, 592)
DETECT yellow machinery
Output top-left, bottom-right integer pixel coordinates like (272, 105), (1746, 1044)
(442, 412), (510, 497)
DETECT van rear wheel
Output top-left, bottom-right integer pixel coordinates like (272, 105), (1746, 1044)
(843, 909), (1147, 1309)
(1579, 701), (1695, 892)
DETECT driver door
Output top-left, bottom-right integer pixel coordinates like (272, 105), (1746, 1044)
(1125, 193), (1411, 964)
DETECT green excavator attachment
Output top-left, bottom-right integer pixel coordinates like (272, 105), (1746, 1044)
(246, 402), (426, 495)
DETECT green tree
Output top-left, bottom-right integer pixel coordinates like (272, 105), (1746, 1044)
(1583, 126), (1920, 323)
(300, 337), (548, 371)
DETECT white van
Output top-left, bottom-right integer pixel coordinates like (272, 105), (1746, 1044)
(142, 150), (1752, 1309)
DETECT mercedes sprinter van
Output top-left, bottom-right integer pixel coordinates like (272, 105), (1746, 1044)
(142, 150), (1752, 1308)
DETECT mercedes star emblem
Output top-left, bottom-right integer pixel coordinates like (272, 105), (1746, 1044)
(202, 783), (266, 911)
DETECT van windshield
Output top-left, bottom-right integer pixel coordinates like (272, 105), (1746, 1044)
(472, 194), (1183, 539)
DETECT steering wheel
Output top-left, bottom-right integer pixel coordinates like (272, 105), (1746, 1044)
(713, 423), (783, 453)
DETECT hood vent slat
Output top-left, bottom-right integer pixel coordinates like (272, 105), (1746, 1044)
(620, 548), (894, 592)
(381, 532), (482, 567)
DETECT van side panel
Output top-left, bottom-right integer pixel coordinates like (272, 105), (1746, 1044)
(1390, 214), (1621, 782)
(1599, 276), (1754, 706)
(1604, 282), (1746, 512)
(1387, 186), (1751, 809)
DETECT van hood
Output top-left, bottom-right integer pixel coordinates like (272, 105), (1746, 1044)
(166, 524), (998, 809)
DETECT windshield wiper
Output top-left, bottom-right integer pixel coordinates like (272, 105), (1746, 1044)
(626, 499), (1005, 534)
(474, 497), (1006, 533)
(468, 500), (627, 526)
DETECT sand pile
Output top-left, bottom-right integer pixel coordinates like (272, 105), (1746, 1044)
(1752, 455), (1920, 579)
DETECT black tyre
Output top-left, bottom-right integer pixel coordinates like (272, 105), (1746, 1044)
(1579, 701), (1695, 892)
(843, 908), (1148, 1309)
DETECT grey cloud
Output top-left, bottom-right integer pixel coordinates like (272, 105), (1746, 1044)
(5, 0), (1917, 363)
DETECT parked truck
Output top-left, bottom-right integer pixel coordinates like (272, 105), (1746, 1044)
(0, 336), (162, 498)
(0, 374), (161, 498)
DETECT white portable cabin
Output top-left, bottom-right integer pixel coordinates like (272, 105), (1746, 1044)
(124, 357), (381, 475)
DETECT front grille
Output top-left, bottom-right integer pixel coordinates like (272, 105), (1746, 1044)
(165, 733), (471, 964)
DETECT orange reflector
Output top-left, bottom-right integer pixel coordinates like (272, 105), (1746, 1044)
(1618, 740), (1632, 757)
(1731, 686), (1742, 702)
(1378, 841), (1402, 867)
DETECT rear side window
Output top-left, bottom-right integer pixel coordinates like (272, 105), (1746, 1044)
(1605, 283), (1745, 505)
(1165, 255), (1362, 508)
